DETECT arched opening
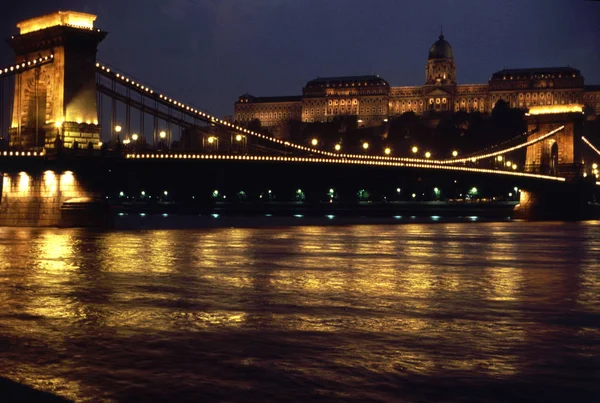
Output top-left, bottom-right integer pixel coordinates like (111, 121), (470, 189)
(549, 142), (559, 176)
(539, 139), (558, 175)
(24, 71), (49, 147)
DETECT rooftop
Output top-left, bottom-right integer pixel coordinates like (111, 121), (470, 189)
(238, 94), (301, 104)
(305, 75), (389, 88)
(491, 67), (581, 79)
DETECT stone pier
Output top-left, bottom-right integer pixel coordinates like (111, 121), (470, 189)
(0, 170), (110, 227)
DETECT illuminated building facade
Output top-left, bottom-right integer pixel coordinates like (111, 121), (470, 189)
(234, 33), (600, 131)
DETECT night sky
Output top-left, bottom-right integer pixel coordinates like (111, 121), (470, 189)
(1, 0), (599, 118)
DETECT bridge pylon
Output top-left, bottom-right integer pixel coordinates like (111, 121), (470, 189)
(516, 104), (599, 220)
(524, 104), (585, 179)
(8, 11), (106, 150)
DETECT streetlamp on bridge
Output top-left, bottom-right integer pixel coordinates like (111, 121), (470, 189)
(158, 130), (167, 150)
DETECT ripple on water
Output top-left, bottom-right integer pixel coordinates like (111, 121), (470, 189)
(0, 223), (599, 402)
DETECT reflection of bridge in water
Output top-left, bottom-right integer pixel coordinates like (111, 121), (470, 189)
(0, 11), (599, 226)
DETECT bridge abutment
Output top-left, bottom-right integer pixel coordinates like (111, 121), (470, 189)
(514, 182), (598, 220)
(0, 170), (110, 227)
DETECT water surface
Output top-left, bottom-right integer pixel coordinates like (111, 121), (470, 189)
(1, 222), (599, 402)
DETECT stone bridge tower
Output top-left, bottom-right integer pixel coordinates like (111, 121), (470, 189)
(524, 104), (585, 179)
(8, 11), (106, 149)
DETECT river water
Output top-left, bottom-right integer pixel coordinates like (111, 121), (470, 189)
(0, 222), (599, 402)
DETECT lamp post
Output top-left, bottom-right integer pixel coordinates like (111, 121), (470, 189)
(159, 130), (166, 149)
(114, 125), (122, 146)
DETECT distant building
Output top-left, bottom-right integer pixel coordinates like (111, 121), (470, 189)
(234, 33), (600, 132)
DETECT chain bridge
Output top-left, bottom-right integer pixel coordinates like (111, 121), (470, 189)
(0, 11), (599, 226)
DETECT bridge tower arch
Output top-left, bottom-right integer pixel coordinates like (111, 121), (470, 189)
(8, 11), (106, 149)
(524, 104), (585, 179)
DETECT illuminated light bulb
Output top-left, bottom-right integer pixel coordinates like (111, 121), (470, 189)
(497, 155), (503, 162)
(98, 141), (103, 147)
(207, 137), (215, 144)
(363, 142), (369, 150)
(159, 131), (167, 139)
(132, 134), (139, 141)
(425, 152), (431, 159)
(593, 163), (598, 170)
(512, 164), (518, 170)
(236, 134), (243, 142)
(384, 147), (391, 155)
(452, 150), (458, 157)
(412, 146), (418, 154)
(115, 125), (122, 133)
(335, 144), (341, 151)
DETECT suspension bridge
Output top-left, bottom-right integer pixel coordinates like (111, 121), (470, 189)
(0, 10), (599, 226)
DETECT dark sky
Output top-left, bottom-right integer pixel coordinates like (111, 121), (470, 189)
(2, 0), (599, 117)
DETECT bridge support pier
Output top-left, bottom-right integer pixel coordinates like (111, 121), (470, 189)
(514, 182), (598, 220)
(0, 170), (111, 227)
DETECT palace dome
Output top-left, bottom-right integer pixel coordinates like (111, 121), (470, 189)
(428, 34), (453, 60)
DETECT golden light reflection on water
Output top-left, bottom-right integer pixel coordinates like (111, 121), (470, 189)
(0, 224), (599, 402)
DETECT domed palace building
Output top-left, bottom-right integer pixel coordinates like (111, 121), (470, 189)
(234, 33), (600, 131)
